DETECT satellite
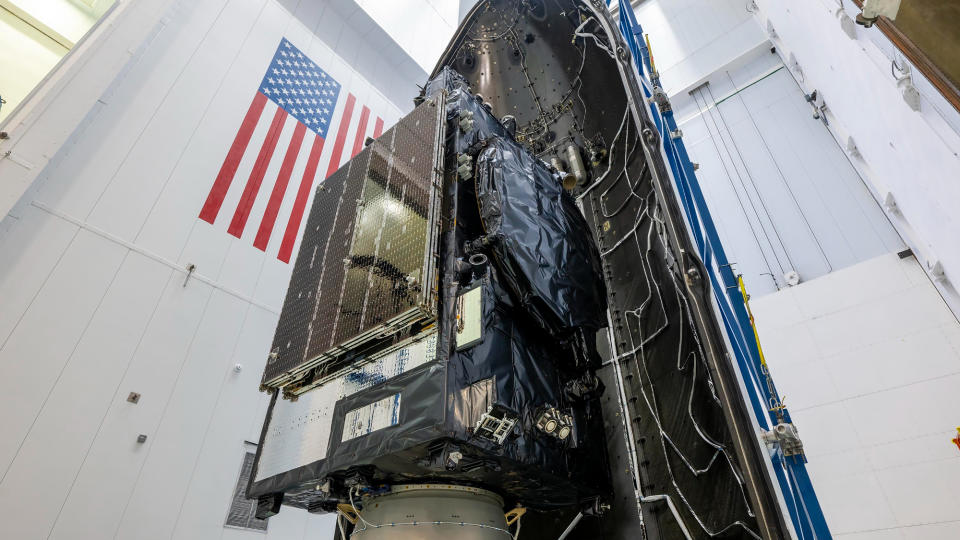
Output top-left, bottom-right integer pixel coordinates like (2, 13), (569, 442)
(248, 2), (792, 539)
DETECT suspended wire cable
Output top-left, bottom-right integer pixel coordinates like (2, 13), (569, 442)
(723, 70), (833, 274)
(578, 106), (631, 200)
(703, 82), (797, 278)
(573, 17), (618, 60)
(699, 84), (788, 280)
(690, 86), (780, 286)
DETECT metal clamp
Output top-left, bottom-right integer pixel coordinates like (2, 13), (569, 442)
(459, 111), (475, 132)
(457, 153), (474, 180)
(535, 407), (574, 440)
(762, 422), (804, 457)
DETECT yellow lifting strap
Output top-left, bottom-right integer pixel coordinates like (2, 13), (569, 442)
(505, 506), (527, 526)
(644, 34), (658, 77)
(736, 274), (768, 371)
(737, 275), (791, 417)
(337, 504), (360, 525)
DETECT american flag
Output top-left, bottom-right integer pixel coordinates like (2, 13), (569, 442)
(199, 38), (385, 263)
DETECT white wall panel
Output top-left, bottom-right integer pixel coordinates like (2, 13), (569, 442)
(213, 239), (270, 311)
(313, 3), (348, 65)
(302, 512), (339, 540)
(34, 0), (230, 221)
(132, 0), (294, 262)
(354, 0), (457, 72)
(0, 251), (170, 540)
(752, 253), (960, 537)
(173, 223), (238, 293)
(46, 272), (213, 540)
(0, 229), (126, 476)
(0, 0), (175, 217)
(910, 522), (960, 540)
(289, 0), (325, 33)
(760, 95), (902, 262)
(171, 306), (278, 539)
(262, 507), (308, 540)
(752, 0), (960, 314)
(634, 0), (767, 96)
(84, 0), (264, 242)
(675, 55), (903, 295)
(0, 204), (77, 344)
(115, 289), (248, 540)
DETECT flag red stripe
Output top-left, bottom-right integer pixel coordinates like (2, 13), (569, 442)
(372, 117), (384, 139)
(277, 135), (325, 263)
(254, 122), (307, 251)
(228, 106), (287, 238)
(199, 93), (268, 223)
(324, 93), (356, 179)
(351, 105), (371, 158)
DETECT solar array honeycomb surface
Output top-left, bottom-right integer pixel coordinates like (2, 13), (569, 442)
(263, 96), (443, 388)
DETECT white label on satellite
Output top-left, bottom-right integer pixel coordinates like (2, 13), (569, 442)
(341, 393), (402, 442)
(254, 331), (436, 481)
(340, 332), (436, 397)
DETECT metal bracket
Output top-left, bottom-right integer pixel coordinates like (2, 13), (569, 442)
(762, 422), (805, 457)
(856, 0), (901, 27)
(535, 406), (574, 440)
(651, 86), (670, 112)
(475, 405), (518, 445)
(459, 110), (475, 132)
(457, 153), (474, 180)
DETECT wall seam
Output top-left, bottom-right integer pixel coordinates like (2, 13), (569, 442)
(108, 285), (217, 540)
(31, 201), (280, 314)
(0, 239), (126, 487)
(45, 266), (176, 540)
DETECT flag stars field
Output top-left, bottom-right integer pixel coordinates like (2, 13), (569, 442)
(198, 38), (384, 263)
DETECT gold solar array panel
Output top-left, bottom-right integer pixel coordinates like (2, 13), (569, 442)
(262, 93), (445, 394)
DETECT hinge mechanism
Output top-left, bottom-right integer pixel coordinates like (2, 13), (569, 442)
(762, 422), (804, 457)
